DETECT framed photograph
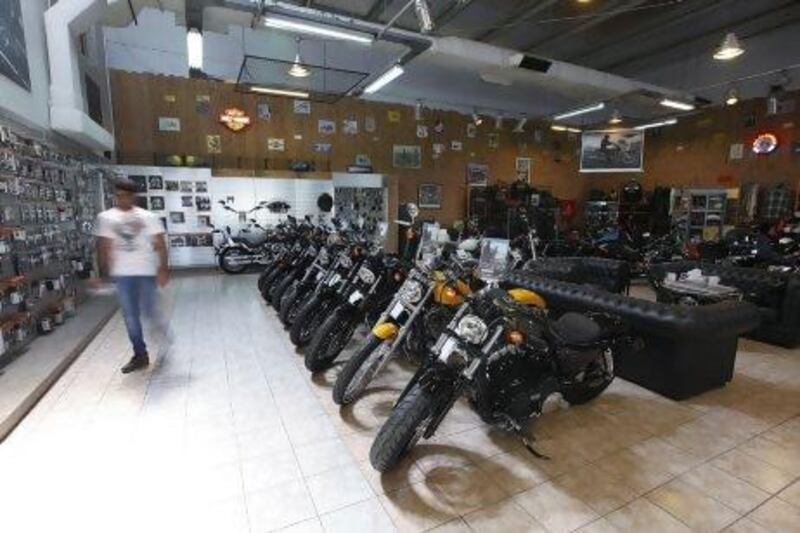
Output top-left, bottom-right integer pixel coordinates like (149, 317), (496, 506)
(195, 181), (208, 193)
(158, 117), (181, 132)
(318, 119), (336, 135)
(293, 99), (311, 114)
(580, 129), (644, 173)
(488, 133), (499, 149)
(364, 115), (376, 133)
(206, 134), (222, 154)
(180, 180), (193, 192)
(0, 0), (31, 90)
(313, 142), (332, 154)
(169, 235), (186, 247)
(432, 143), (445, 159)
(515, 157), (531, 183)
(197, 215), (211, 227)
(466, 163), (489, 187)
(355, 154), (371, 167)
(467, 123), (477, 138)
(148, 175), (163, 190)
(128, 175), (147, 193)
(392, 145), (422, 169)
(416, 125), (428, 139)
(195, 196), (211, 211)
(181, 195), (193, 207)
(343, 119), (358, 135)
(149, 196), (165, 211)
(418, 184), (442, 209)
(451, 140), (463, 151)
(169, 212), (185, 224)
(165, 180), (179, 191)
(268, 138), (286, 151)
(257, 103), (271, 120)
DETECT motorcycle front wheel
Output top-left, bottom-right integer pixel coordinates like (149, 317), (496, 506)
(257, 263), (279, 293)
(259, 267), (286, 302)
(279, 283), (307, 326)
(289, 295), (335, 347)
(369, 383), (440, 472)
(219, 248), (250, 274)
(268, 270), (295, 305)
(332, 335), (391, 405)
(305, 306), (361, 372)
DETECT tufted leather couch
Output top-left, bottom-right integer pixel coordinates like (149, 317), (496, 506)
(504, 272), (762, 400)
(524, 257), (631, 294)
(648, 261), (800, 348)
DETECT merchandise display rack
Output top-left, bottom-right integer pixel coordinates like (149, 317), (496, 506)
(0, 124), (110, 368)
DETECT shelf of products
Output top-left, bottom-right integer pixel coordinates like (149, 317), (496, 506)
(0, 123), (111, 367)
(670, 188), (731, 241)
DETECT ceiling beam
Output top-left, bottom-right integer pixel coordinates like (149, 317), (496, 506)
(435, 0), (476, 29)
(605, 1), (800, 72)
(521, 0), (651, 53)
(476, 0), (559, 43)
(568, 0), (736, 64)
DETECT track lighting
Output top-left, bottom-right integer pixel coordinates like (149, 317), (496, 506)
(660, 98), (695, 111)
(609, 110), (622, 124)
(714, 32), (744, 61)
(634, 118), (678, 130)
(363, 65), (404, 94)
(187, 28), (203, 71)
(414, 0), (434, 33)
(553, 102), (605, 121)
(725, 88), (739, 106)
(513, 116), (527, 133)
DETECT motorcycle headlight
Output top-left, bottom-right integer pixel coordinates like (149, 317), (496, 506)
(400, 280), (423, 304)
(456, 314), (488, 344)
(358, 266), (376, 285)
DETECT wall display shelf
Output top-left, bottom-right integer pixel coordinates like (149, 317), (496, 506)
(0, 124), (110, 368)
(670, 188), (733, 241)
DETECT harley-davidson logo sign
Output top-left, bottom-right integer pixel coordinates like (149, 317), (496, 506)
(219, 107), (251, 132)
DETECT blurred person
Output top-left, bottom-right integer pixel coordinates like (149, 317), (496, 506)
(95, 179), (170, 373)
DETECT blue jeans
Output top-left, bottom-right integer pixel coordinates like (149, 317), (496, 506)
(114, 276), (163, 357)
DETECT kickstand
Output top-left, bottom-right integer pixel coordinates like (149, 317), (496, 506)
(518, 432), (550, 460)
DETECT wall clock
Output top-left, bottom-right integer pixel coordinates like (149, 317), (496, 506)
(752, 133), (778, 154)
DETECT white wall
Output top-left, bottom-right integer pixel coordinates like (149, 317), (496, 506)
(0, 0), (51, 130)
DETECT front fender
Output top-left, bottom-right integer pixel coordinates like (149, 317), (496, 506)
(372, 322), (399, 340)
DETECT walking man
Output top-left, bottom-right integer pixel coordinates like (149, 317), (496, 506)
(95, 179), (170, 373)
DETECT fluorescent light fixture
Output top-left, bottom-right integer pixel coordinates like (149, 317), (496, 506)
(660, 98), (695, 111)
(363, 65), (404, 94)
(714, 32), (744, 61)
(262, 15), (374, 45)
(634, 118), (678, 130)
(250, 86), (310, 98)
(187, 28), (203, 70)
(551, 125), (581, 133)
(513, 116), (527, 133)
(566, 127), (582, 133)
(414, 0), (434, 33)
(725, 88), (739, 106)
(609, 110), (622, 124)
(553, 102), (605, 121)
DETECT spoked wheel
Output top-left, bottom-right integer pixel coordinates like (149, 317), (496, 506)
(305, 309), (360, 372)
(289, 296), (335, 347)
(332, 335), (391, 405)
(279, 284), (301, 326)
(562, 349), (615, 405)
(219, 248), (250, 274)
(369, 383), (439, 472)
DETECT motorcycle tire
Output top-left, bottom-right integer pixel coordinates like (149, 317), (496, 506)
(305, 306), (360, 372)
(279, 283), (307, 327)
(332, 335), (388, 405)
(271, 270), (297, 307)
(219, 248), (250, 274)
(259, 267), (286, 303)
(561, 353), (614, 406)
(289, 295), (336, 347)
(257, 263), (281, 294)
(267, 270), (292, 305)
(369, 383), (437, 472)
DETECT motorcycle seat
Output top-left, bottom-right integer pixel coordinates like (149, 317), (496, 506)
(552, 312), (602, 345)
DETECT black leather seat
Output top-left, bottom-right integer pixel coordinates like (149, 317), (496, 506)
(552, 313), (602, 345)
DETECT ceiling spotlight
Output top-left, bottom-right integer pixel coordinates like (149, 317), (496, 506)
(363, 65), (404, 94)
(714, 32), (744, 61)
(725, 88), (739, 106)
(414, 0), (434, 33)
(553, 102), (605, 121)
(495, 114), (503, 130)
(186, 28), (203, 71)
(288, 38), (310, 78)
(513, 116), (528, 133)
(609, 110), (622, 124)
(634, 118), (678, 130)
(472, 110), (483, 126)
(660, 98), (695, 111)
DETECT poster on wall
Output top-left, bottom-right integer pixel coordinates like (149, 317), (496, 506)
(0, 0), (30, 90)
(451, 140), (463, 151)
(148, 175), (163, 190)
(416, 125), (428, 139)
(293, 99), (311, 114)
(418, 184), (442, 209)
(466, 163), (489, 187)
(313, 142), (332, 154)
(728, 143), (744, 161)
(257, 103), (271, 120)
(515, 157), (531, 183)
(466, 123), (477, 138)
(488, 133), (499, 149)
(387, 110), (401, 123)
(158, 117), (181, 132)
(206, 135), (222, 154)
(365, 115), (376, 133)
(318, 119), (336, 135)
(343, 119), (358, 135)
(195, 95), (211, 115)
(580, 130), (644, 173)
(392, 145), (422, 169)
(267, 138), (286, 151)
(149, 196), (165, 211)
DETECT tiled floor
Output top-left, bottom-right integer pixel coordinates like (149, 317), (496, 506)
(0, 272), (799, 533)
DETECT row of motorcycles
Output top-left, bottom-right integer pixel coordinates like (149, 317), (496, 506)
(254, 205), (640, 472)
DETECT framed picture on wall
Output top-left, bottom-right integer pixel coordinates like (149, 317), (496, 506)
(149, 196), (165, 211)
(418, 184), (442, 209)
(515, 157), (532, 183)
(392, 145), (422, 169)
(580, 129), (644, 173)
(148, 175), (163, 190)
(165, 180), (179, 191)
(466, 163), (489, 187)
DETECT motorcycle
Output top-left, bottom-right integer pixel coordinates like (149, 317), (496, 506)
(331, 225), (476, 405)
(369, 237), (634, 472)
(217, 201), (277, 274)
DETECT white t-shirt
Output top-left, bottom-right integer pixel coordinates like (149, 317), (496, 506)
(95, 207), (164, 276)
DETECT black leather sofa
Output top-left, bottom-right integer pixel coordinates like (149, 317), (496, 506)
(504, 272), (762, 400)
(648, 261), (800, 348)
(524, 257), (631, 294)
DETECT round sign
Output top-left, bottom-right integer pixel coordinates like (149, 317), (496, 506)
(752, 133), (778, 154)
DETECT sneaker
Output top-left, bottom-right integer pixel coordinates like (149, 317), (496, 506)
(121, 353), (149, 374)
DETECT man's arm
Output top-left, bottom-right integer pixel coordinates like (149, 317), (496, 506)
(96, 236), (112, 279)
(153, 232), (169, 287)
